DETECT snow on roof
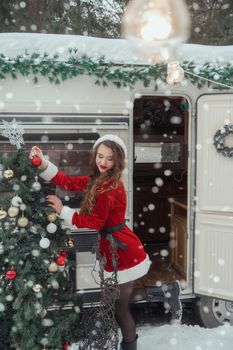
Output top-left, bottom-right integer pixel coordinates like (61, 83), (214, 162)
(0, 32), (232, 65)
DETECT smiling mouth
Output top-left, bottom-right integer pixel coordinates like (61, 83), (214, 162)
(100, 165), (108, 170)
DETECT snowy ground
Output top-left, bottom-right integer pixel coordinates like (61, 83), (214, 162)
(71, 323), (233, 350)
(136, 323), (233, 350)
(70, 302), (233, 350)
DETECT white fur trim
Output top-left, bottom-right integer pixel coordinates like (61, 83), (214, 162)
(93, 134), (127, 158)
(39, 161), (58, 181)
(60, 206), (76, 226)
(104, 254), (150, 284)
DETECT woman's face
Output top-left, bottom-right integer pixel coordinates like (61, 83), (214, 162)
(96, 143), (115, 173)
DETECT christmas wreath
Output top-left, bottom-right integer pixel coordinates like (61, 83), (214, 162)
(213, 124), (233, 157)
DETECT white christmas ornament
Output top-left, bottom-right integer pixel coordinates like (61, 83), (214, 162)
(11, 196), (22, 207)
(0, 303), (6, 312)
(51, 279), (59, 289)
(42, 318), (54, 327)
(46, 222), (57, 234)
(6, 294), (14, 302)
(32, 181), (42, 191)
(32, 177), (42, 191)
(39, 237), (50, 249)
(19, 203), (26, 211)
(40, 337), (49, 346)
(31, 249), (40, 257)
(1, 119), (25, 149)
(21, 175), (27, 181)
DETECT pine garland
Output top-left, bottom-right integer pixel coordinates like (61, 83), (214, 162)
(0, 49), (232, 89)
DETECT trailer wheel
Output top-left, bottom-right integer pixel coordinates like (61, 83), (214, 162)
(196, 296), (233, 328)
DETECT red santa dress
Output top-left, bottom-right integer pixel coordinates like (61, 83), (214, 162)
(40, 161), (150, 284)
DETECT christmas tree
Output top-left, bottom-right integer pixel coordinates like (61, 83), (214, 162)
(0, 120), (82, 350)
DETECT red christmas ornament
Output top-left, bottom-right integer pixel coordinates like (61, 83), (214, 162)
(59, 249), (68, 258)
(56, 255), (66, 266)
(62, 342), (71, 350)
(6, 269), (17, 280)
(31, 155), (42, 167)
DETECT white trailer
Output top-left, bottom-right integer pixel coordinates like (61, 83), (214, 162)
(0, 33), (233, 328)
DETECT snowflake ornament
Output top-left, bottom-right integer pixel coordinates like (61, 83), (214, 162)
(1, 119), (25, 149)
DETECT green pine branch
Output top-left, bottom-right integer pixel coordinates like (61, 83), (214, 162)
(0, 50), (232, 89)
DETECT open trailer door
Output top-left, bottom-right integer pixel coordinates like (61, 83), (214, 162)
(194, 94), (233, 327)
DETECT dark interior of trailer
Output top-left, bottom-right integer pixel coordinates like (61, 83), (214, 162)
(132, 95), (189, 289)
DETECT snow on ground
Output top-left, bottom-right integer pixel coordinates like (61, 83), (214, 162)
(71, 323), (233, 350)
(0, 32), (232, 65)
(136, 324), (233, 350)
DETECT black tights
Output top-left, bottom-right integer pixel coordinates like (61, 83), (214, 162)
(115, 283), (150, 342)
(115, 281), (136, 343)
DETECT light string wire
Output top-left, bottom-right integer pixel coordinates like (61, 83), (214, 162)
(183, 69), (233, 90)
(79, 235), (119, 350)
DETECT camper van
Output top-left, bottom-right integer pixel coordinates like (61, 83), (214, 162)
(0, 33), (233, 329)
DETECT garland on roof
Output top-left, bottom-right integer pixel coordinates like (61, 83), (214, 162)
(0, 50), (232, 89)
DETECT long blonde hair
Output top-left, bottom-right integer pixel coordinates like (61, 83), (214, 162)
(80, 140), (125, 215)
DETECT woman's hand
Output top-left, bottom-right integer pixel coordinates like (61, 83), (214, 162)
(29, 146), (48, 170)
(47, 195), (63, 215)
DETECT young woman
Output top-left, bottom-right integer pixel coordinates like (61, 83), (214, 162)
(29, 135), (151, 350)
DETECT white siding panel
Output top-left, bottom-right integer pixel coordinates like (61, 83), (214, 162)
(196, 94), (233, 212)
(195, 213), (233, 300)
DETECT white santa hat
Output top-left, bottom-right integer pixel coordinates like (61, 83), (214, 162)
(93, 134), (127, 158)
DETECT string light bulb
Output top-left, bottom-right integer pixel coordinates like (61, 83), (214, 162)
(166, 61), (185, 84)
(122, 0), (191, 62)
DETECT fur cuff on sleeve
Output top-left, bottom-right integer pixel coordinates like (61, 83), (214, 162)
(40, 161), (58, 181)
(60, 206), (76, 226)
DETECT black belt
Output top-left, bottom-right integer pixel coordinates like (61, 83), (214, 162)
(99, 221), (127, 250)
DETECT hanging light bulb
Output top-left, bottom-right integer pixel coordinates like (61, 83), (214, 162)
(166, 61), (185, 84)
(122, 0), (191, 62)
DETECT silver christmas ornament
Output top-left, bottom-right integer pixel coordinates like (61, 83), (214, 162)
(46, 222), (57, 234)
(42, 318), (54, 327)
(39, 237), (50, 249)
(30, 224), (41, 234)
(11, 196), (22, 207)
(32, 179), (42, 191)
(19, 203), (26, 211)
(33, 182), (42, 191)
(39, 308), (47, 318)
